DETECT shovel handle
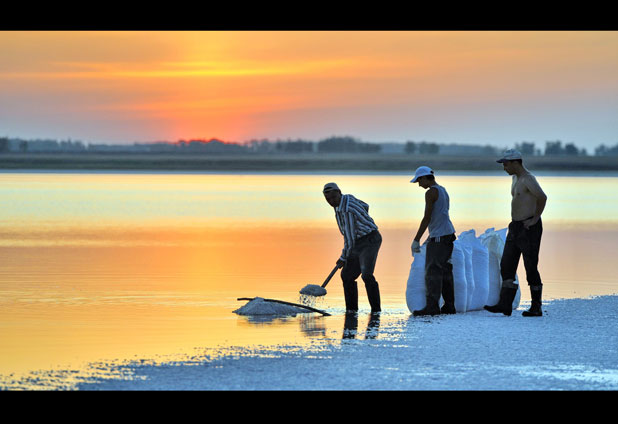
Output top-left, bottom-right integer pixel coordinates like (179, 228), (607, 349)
(321, 264), (340, 288)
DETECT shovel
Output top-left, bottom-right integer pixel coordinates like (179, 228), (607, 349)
(299, 264), (340, 297)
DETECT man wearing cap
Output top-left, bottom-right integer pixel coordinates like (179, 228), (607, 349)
(410, 166), (457, 316)
(323, 182), (382, 313)
(484, 149), (547, 317)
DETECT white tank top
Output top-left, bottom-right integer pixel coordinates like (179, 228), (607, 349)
(428, 184), (455, 238)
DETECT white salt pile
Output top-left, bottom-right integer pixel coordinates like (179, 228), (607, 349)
(406, 228), (521, 313)
(233, 297), (310, 316)
(299, 284), (327, 296)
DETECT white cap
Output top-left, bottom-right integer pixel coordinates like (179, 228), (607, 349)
(410, 166), (434, 183)
(323, 182), (340, 193)
(496, 149), (523, 163)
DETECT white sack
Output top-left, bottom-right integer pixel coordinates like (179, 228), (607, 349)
(479, 228), (520, 310)
(405, 245), (427, 313)
(406, 227), (520, 314)
(451, 241), (468, 313)
(479, 227), (502, 306)
(459, 230), (490, 311)
(456, 233), (475, 310)
(405, 240), (468, 313)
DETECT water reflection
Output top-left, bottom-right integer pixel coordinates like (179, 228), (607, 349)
(235, 309), (382, 341)
(300, 315), (328, 338)
(236, 314), (298, 325)
(1, 172), (617, 384)
(234, 310), (329, 337)
(343, 312), (381, 340)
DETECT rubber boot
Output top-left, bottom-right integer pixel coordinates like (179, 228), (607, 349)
(364, 279), (381, 313)
(414, 279), (441, 316)
(343, 311), (358, 339)
(440, 271), (456, 314)
(484, 284), (518, 316)
(522, 285), (543, 317)
(413, 301), (440, 316)
(440, 303), (456, 314)
(343, 280), (359, 313)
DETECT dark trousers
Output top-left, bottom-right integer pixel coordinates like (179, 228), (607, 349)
(340, 230), (382, 312)
(425, 234), (456, 309)
(500, 218), (543, 287)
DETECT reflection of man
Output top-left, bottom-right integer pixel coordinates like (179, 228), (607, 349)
(343, 311), (380, 339)
(323, 182), (382, 313)
(410, 166), (457, 316)
(485, 149), (548, 317)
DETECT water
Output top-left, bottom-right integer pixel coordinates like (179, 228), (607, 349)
(1, 171), (617, 388)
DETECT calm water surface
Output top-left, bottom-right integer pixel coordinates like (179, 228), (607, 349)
(1, 171), (617, 388)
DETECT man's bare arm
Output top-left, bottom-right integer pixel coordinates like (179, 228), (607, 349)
(523, 175), (547, 228)
(414, 187), (438, 241)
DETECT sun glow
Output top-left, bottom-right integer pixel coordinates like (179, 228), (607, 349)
(1, 31), (616, 145)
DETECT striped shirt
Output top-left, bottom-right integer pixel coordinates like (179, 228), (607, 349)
(335, 194), (379, 261)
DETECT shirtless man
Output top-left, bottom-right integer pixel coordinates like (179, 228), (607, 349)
(484, 149), (548, 317)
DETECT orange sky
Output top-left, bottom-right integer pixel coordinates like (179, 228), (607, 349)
(1, 31), (616, 149)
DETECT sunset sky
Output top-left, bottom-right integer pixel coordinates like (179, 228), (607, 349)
(1, 31), (616, 150)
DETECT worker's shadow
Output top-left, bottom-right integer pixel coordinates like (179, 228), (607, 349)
(342, 311), (380, 340)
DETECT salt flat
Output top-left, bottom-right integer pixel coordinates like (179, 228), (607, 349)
(54, 294), (617, 391)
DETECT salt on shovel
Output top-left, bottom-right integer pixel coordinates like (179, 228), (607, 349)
(299, 265), (339, 297)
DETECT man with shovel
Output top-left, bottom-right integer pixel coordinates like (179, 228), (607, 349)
(323, 182), (382, 313)
(484, 149), (547, 317)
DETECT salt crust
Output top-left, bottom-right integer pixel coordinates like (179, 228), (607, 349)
(5, 295), (618, 390)
(72, 295), (618, 390)
(233, 297), (309, 316)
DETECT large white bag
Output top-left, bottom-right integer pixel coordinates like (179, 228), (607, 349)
(479, 228), (520, 310)
(405, 244), (427, 313)
(405, 228), (520, 313)
(405, 238), (468, 313)
(459, 230), (490, 311)
(451, 241), (468, 313)
(457, 235), (475, 309)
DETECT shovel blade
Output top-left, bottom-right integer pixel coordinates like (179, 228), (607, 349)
(299, 284), (327, 296)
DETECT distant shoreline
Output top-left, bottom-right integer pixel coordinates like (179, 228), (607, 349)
(1, 152), (617, 172)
